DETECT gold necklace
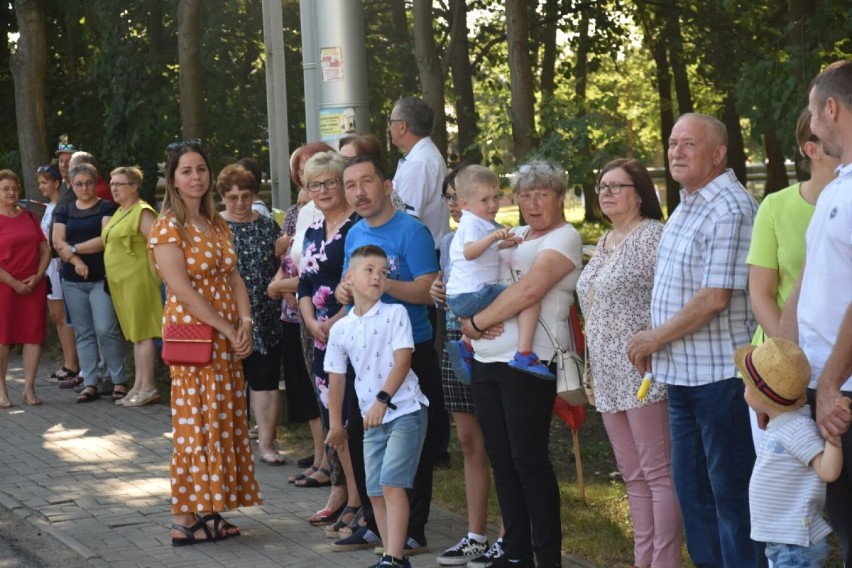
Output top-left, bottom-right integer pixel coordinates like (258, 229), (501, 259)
(325, 208), (350, 233)
(607, 219), (645, 251)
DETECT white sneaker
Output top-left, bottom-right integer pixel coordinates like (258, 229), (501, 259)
(466, 539), (504, 567)
(437, 536), (488, 565)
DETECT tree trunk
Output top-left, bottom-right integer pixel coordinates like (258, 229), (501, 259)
(177, 0), (205, 140)
(788, 0), (815, 180)
(412, 1), (447, 158)
(722, 94), (747, 187)
(63, 5), (77, 82)
(447, 0), (480, 164)
(505, 0), (536, 163)
(390, 0), (419, 96)
(667, 14), (693, 115)
(573, 12), (597, 222)
(539, 0), (558, 143)
(148, 0), (165, 63)
(642, 12), (679, 214)
(762, 128), (790, 195)
(11, 0), (49, 201)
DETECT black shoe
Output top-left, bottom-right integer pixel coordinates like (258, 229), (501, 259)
(486, 557), (534, 568)
(467, 539), (504, 567)
(375, 535), (429, 557)
(296, 454), (314, 468)
(332, 525), (381, 551)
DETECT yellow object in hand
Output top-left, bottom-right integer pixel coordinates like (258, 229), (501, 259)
(636, 372), (653, 401)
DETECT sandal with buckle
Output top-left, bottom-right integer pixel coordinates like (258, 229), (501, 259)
(171, 518), (225, 547)
(308, 501), (346, 526)
(111, 385), (128, 402)
(325, 505), (361, 538)
(47, 367), (78, 383)
(294, 466), (331, 488)
(76, 386), (100, 403)
(289, 464), (319, 484)
(195, 512), (240, 537)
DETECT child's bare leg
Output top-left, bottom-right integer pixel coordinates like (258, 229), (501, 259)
(371, 495), (388, 553)
(516, 301), (542, 353)
(382, 486), (409, 559)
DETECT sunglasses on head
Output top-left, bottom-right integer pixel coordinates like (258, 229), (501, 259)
(167, 138), (203, 152)
(37, 165), (61, 180)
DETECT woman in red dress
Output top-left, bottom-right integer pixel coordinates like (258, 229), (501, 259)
(0, 170), (50, 407)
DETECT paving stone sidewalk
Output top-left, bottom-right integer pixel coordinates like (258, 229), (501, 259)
(0, 352), (594, 568)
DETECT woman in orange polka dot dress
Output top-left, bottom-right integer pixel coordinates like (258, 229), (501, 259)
(148, 141), (262, 546)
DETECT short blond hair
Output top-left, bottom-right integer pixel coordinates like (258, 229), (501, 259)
(454, 165), (499, 201)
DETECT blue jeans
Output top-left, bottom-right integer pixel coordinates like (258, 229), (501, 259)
(668, 379), (766, 568)
(765, 538), (830, 568)
(364, 405), (428, 496)
(447, 283), (506, 318)
(62, 280), (126, 387)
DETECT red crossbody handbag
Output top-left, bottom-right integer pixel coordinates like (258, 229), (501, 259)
(161, 324), (214, 366)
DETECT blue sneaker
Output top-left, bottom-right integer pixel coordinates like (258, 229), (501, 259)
(370, 554), (412, 568)
(446, 339), (473, 384)
(508, 351), (555, 380)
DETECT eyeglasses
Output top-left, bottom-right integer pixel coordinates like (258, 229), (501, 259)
(517, 189), (557, 202)
(109, 181), (135, 188)
(595, 182), (635, 195)
(72, 180), (96, 188)
(307, 178), (341, 192)
(56, 143), (78, 153)
(441, 193), (458, 204)
(387, 118), (404, 128)
(167, 138), (202, 152)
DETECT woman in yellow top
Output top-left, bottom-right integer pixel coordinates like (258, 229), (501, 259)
(103, 166), (163, 407)
(746, 108), (840, 440)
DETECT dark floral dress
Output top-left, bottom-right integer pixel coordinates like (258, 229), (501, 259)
(226, 215), (282, 354)
(297, 212), (359, 409)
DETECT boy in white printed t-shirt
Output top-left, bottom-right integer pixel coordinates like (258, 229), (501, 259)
(734, 337), (850, 568)
(444, 165), (553, 383)
(325, 245), (429, 568)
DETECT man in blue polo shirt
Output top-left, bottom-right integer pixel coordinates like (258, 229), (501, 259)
(332, 155), (442, 556)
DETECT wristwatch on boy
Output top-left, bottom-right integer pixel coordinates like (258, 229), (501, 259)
(69, 245), (78, 255)
(376, 391), (397, 411)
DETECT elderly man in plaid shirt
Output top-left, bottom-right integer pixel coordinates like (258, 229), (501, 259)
(628, 113), (764, 567)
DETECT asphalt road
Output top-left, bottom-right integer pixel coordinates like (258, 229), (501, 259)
(0, 504), (87, 568)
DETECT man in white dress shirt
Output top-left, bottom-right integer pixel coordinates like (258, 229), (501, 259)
(389, 96), (449, 253)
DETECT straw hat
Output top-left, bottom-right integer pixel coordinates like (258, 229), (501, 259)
(734, 337), (811, 412)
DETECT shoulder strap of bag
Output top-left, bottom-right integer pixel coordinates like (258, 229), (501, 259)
(509, 268), (568, 358)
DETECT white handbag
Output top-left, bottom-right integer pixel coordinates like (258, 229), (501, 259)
(539, 315), (588, 406)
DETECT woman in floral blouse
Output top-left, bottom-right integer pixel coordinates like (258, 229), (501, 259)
(576, 159), (681, 568)
(297, 151), (362, 528)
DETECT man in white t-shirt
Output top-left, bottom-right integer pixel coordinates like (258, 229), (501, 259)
(389, 96), (449, 251)
(782, 59), (852, 566)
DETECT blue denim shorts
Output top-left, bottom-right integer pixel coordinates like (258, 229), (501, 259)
(765, 538), (830, 568)
(364, 405), (428, 496)
(447, 283), (506, 318)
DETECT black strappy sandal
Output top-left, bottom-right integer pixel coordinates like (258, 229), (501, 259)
(171, 520), (217, 547)
(195, 512), (240, 537)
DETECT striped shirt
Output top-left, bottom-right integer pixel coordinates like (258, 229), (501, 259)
(651, 169), (758, 386)
(749, 406), (832, 547)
